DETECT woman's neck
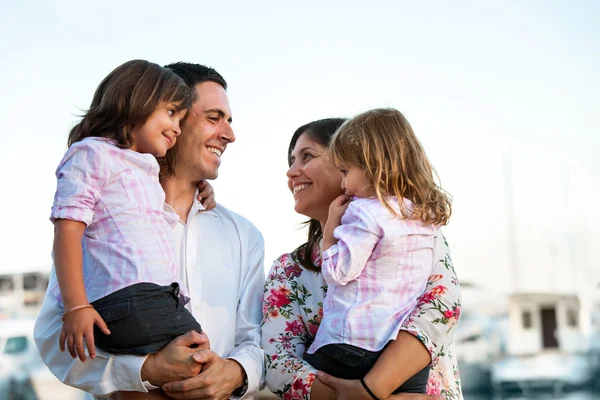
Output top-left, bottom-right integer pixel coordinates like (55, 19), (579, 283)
(161, 176), (199, 222)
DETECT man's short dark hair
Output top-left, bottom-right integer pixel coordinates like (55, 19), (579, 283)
(158, 62), (228, 180)
(164, 62), (227, 90)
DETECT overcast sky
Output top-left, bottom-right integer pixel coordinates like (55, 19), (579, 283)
(1, 0), (598, 295)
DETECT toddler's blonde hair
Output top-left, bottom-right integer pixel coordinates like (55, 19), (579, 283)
(329, 108), (452, 225)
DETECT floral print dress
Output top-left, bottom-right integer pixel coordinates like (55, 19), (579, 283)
(261, 233), (463, 400)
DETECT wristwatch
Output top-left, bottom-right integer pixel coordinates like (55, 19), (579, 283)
(232, 377), (248, 397)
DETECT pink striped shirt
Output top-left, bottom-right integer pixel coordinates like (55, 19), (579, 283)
(48, 137), (183, 305)
(308, 197), (436, 353)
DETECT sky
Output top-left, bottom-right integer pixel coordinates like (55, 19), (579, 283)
(0, 0), (599, 295)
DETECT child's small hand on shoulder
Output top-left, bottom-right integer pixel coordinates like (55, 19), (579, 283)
(60, 306), (111, 362)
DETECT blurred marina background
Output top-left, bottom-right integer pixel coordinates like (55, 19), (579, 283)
(1, 0), (599, 398)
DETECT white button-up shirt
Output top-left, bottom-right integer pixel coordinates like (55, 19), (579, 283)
(34, 198), (266, 399)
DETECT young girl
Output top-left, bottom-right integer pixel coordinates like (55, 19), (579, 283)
(304, 108), (452, 395)
(48, 60), (202, 369)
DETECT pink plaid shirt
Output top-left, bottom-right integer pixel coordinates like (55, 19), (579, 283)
(48, 137), (183, 305)
(308, 197), (437, 353)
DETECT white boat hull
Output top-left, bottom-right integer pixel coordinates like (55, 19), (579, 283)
(491, 352), (594, 395)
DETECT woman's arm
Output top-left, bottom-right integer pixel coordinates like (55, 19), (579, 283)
(316, 372), (442, 400)
(361, 331), (432, 398)
(262, 257), (319, 400)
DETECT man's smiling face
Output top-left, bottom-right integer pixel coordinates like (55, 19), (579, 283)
(177, 81), (235, 181)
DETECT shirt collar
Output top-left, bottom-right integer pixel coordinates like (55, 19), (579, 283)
(163, 189), (219, 223)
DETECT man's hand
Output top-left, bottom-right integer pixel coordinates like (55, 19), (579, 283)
(162, 350), (245, 400)
(142, 331), (210, 387)
(316, 372), (441, 400)
(197, 180), (216, 211)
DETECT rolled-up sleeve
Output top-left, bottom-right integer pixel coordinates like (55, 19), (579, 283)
(321, 202), (380, 286)
(50, 141), (109, 226)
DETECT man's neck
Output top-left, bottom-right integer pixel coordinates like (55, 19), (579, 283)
(161, 176), (200, 222)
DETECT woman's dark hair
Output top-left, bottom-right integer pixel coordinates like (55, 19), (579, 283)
(67, 60), (192, 148)
(288, 118), (347, 272)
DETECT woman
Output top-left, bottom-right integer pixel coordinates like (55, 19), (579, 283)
(261, 118), (462, 400)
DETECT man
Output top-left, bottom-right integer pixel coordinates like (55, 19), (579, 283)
(34, 63), (265, 399)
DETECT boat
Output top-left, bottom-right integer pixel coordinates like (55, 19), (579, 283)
(491, 292), (596, 396)
(454, 282), (506, 394)
(0, 270), (49, 319)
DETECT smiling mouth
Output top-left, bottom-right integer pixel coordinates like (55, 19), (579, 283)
(293, 183), (311, 195)
(163, 134), (174, 146)
(207, 146), (222, 158)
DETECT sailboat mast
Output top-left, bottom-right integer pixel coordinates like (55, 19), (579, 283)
(503, 152), (519, 293)
(563, 166), (578, 293)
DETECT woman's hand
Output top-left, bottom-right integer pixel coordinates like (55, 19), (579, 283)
(196, 180), (216, 211)
(316, 372), (441, 400)
(316, 372), (368, 400)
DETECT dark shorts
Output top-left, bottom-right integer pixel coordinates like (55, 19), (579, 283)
(304, 343), (430, 394)
(91, 282), (201, 356)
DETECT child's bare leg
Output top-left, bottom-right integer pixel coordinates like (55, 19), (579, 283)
(109, 389), (171, 400)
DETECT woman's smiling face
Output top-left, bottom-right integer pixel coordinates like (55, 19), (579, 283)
(286, 131), (344, 224)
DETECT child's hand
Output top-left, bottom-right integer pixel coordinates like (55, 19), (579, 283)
(196, 180), (216, 211)
(322, 195), (352, 251)
(327, 195), (352, 229)
(59, 307), (110, 362)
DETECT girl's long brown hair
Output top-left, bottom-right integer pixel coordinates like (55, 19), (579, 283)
(68, 59), (191, 148)
(330, 108), (452, 225)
